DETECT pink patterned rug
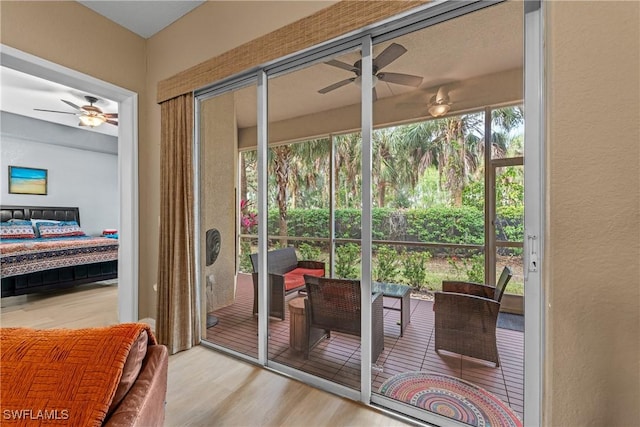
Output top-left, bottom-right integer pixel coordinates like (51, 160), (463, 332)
(378, 372), (522, 427)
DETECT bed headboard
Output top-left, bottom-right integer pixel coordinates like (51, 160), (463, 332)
(0, 206), (81, 225)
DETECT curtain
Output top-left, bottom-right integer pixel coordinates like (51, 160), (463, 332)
(156, 93), (199, 354)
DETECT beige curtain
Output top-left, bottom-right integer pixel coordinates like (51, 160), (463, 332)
(156, 93), (199, 354)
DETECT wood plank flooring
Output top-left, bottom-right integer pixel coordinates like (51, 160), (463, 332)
(0, 281), (409, 427)
(207, 274), (525, 418)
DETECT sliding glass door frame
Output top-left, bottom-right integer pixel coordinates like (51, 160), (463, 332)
(193, 0), (544, 423)
(195, 75), (260, 363)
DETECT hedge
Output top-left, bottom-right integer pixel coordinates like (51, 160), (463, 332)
(247, 206), (523, 246)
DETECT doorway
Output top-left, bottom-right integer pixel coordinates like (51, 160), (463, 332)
(1, 44), (138, 323)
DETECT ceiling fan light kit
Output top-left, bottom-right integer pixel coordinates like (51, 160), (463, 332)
(428, 103), (451, 117)
(428, 86), (452, 117)
(34, 95), (118, 128)
(78, 113), (106, 127)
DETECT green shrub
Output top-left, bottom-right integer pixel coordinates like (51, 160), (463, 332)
(335, 243), (360, 279)
(401, 250), (431, 289)
(298, 242), (321, 261)
(448, 254), (485, 283)
(239, 240), (253, 273)
(374, 246), (400, 282)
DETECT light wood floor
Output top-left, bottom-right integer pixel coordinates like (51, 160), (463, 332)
(0, 284), (411, 427)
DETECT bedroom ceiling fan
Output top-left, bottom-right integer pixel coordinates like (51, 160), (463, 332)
(34, 95), (118, 128)
(318, 43), (423, 101)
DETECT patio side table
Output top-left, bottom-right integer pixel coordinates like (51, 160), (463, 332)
(373, 282), (411, 337)
(289, 297), (307, 352)
(288, 297), (326, 353)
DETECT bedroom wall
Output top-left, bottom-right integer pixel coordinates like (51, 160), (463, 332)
(1, 113), (118, 236)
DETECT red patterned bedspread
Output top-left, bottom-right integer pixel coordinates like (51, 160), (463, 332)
(0, 237), (118, 278)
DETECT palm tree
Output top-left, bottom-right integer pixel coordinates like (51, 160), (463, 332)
(239, 150), (257, 205)
(270, 145), (292, 245)
(289, 138), (331, 209)
(334, 133), (362, 208)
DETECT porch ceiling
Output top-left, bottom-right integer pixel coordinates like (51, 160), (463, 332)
(232, 1), (523, 129)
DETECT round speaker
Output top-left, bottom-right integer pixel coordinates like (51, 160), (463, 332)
(206, 229), (221, 266)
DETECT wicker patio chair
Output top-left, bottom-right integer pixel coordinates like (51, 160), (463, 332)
(433, 266), (513, 367)
(303, 276), (384, 362)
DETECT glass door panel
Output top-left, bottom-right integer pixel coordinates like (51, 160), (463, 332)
(199, 83), (258, 359)
(266, 48), (362, 390)
(370, 1), (525, 424)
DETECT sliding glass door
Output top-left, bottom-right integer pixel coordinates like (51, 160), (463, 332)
(195, 0), (539, 424)
(265, 47), (365, 394)
(369, 2), (525, 424)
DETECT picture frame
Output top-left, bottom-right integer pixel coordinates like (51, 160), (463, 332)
(8, 166), (48, 195)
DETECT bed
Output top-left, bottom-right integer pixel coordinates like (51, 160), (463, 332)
(1, 205), (118, 298)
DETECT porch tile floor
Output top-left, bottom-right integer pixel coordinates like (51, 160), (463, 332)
(206, 274), (524, 419)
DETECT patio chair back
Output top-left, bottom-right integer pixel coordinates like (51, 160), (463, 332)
(494, 266), (513, 302)
(304, 276), (361, 335)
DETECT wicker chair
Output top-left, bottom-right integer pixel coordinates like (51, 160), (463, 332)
(433, 266), (513, 367)
(303, 276), (384, 362)
(250, 248), (325, 320)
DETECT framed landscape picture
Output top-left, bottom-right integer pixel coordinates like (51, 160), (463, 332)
(8, 166), (48, 195)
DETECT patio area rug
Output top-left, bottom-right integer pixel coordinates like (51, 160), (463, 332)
(378, 372), (522, 427)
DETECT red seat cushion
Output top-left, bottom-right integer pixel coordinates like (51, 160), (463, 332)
(283, 268), (324, 291)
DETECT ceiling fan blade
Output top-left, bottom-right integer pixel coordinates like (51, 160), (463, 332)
(324, 59), (358, 72)
(34, 108), (77, 115)
(373, 43), (407, 70)
(377, 72), (423, 87)
(105, 119), (118, 126)
(104, 113), (118, 118)
(61, 99), (81, 110)
(318, 78), (355, 94)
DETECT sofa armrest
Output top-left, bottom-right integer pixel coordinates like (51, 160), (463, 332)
(104, 345), (168, 427)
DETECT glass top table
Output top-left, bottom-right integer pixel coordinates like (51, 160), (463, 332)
(372, 282), (411, 337)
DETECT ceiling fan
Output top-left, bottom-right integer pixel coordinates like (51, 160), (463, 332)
(318, 43), (423, 101)
(399, 86), (453, 118)
(34, 95), (118, 128)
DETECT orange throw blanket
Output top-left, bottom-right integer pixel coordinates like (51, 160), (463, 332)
(0, 323), (155, 426)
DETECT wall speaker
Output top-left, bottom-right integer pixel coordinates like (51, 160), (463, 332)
(206, 229), (221, 266)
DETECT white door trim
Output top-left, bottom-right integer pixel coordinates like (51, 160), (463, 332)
(1, 44), (139, 323)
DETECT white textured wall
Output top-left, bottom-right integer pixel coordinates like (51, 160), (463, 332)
(200, 92), (238, 317)
(1, 121), (118, 236)
(545, 2), (640, 426)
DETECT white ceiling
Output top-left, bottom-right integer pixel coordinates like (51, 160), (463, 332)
(77, 1), (206, 39)
(1, 66), (119, 137)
